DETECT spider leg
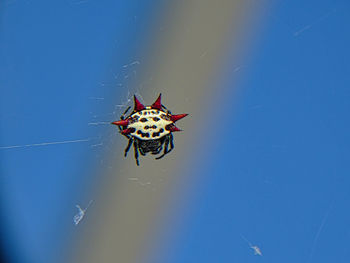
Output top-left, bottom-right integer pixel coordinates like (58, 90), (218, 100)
(155, 134), (173, 160)
(161, 104), (172, 114)
(117, 125), (126, 134)
(169, 133), (174, 150)
(116, 106), (132, 137)
(124, 138), (133, 157)
(138, 142), (146, 156)
(151, 145), (163, 155)
(118, 126), (131, 139)
(121, 106), (131, 119)
(133, 139), (140, 166)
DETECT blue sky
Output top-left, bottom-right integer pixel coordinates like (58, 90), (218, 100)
(1, 0), (350, 263)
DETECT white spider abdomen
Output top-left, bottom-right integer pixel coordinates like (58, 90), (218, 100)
(128, 108), (172, 140)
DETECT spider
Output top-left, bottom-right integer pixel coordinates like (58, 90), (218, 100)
(111, 94), (188, 166)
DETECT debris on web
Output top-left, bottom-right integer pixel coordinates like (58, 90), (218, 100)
(251, 245), (262, 256)
(73, 200), (93, 225)
(240, 234), (262, 256)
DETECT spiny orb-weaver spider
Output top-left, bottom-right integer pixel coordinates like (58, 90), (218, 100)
(111, 94), (188, 166)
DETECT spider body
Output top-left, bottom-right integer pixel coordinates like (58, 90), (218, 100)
(112, 94), (187, 165)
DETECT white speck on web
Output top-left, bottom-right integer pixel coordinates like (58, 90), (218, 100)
(91, 143), (103, 148)
(200, 50), (208, 58)
(71, 0), (89, 5)
(294, 25), (312, 37)
(115, 104), (127, 108)
(73, 200), (93, 226)
(122, 61), (140, 68)
(294, 8), (336, 37)
(234, 66), (243, 72)
(128, 177), (154, 190)
(115, 91), (132, 109)
(128, 177), (139, 181)
(89, 97), (105, 100)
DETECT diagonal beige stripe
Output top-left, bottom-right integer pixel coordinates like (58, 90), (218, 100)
(70, 1), (257, 263)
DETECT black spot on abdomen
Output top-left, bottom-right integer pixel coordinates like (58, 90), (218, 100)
(161, 114), (171, 121)
(137, 129), (150, 138)
(152, 128), (164, 138)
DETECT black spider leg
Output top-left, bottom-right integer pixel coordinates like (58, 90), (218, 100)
(151, 145), (163, 155)
(155, 135), (169, 160)
(139, 146), (146, 156)
(120, 106), (131, 120)
(155, 134), (174, 160)
(161, 104), (172, 114)
(117, 106), (132, 139)
(133, 139), (140, 166)
(124, 137), (133, 157)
